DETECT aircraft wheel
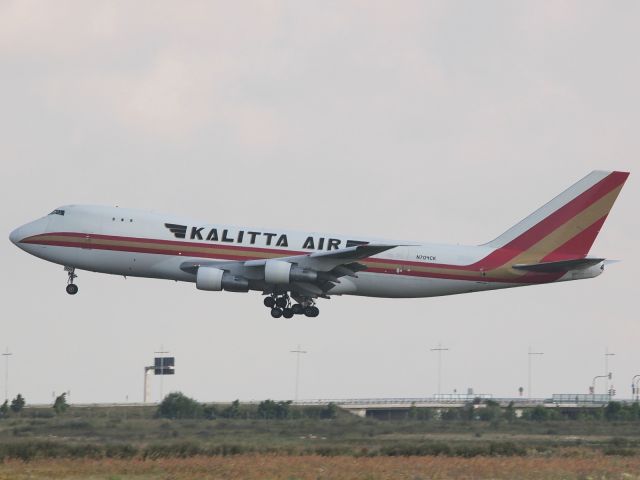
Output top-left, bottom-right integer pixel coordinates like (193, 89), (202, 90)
(310, 306), (319, 317)
(303, 306), (315, 317)
(66, 284), (78, 295)
(275, 297), (288, 308)
(270, 308), (283, 318)
(292, 304), (304, 315)
(263, 296), (275, 308)
(282, 308), (294, 319)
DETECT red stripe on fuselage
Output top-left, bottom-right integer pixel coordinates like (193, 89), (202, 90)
(40, 231), (300, 256)
(21, 233), (560, 285)
(364, 266), (564, 284)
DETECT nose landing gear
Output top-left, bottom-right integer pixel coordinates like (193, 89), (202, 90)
(65, 267), (78, 295)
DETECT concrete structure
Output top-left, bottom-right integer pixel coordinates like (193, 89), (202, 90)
(298, 394), (614, 418)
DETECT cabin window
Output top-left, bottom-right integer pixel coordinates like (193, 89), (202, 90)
(48, 209), (65, 216)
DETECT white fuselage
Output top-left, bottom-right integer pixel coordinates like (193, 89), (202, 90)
(10, 205), (601, 300)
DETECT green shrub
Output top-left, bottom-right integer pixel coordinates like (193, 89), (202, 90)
(53, 393), (69, 415)
(55, 419), (93, 430)
(478, 406), (501, 422)
(441, 408), (461, 421)
(209, 444), (251, 456)
(156, 392), (203, 419)
(605, 402), (623, 421)
(381, 443), (452, 456)
(219, 400), (241, 419)
(527, 406), (549, 422)
(322, 402), (339, 419)
(257, 400), (291, 419)
(203, 404), (218, 419)
(489, 441), (526, 456)
(603, 447), (635, 456)
(105, 444), (138, 459)
(454, 444), (488, 457)
(67, 444), (103, 459)
(10, 394), (25, 414)
(142, 441), (202, 459)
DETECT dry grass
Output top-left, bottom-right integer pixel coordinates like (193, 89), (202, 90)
(1, 454), (640, 480)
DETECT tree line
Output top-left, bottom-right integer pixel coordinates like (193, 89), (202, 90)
(156, 392), (338, 420)
(0, 393), (69, 418)
(408, 399), (640, 422)
(4, 391), (640, 423)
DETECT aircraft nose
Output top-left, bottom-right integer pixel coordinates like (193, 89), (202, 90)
(9, 227), (22, 244)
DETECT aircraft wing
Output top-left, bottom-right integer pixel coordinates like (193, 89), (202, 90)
(256, 243), (400, 297)
(245, 243), (399, 271)
(181, 244), (400, 298)
(512, 257), (605, 273)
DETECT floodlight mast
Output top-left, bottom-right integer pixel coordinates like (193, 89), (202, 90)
(632, 375), (640, 402)
(605, 348), (615, 394)
(430, 343), (449, 397)
(528, 347), (544, 399)
(290, 345), (307, 403)
(2, 348), (12, 402)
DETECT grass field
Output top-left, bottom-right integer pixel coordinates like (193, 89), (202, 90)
(1, 403), (640, 478)
(2, 455), (640, 480)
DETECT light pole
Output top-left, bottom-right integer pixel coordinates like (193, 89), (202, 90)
(155, 346), (169, 401)
(592, 373), (611, 396)
(430, 343), (449, 397)
(290, 345), (307, 403)
(605, 348), (615, 394)
(528, 347), (544, 399)
(2, 348), (12, 402)
(143, 366), (154, 403)
(632, 375), (640, 402)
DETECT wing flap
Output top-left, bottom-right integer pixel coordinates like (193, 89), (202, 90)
(308, 244), (398, 260)
(287, 244), (400, 272)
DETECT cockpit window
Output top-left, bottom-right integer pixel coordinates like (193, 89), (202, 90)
(48, 209), (65, 216)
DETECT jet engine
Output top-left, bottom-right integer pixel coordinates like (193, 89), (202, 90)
(196, 267), (249, 292)
(264, 260), (318, 284)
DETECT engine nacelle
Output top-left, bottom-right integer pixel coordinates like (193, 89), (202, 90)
(264, 260), (291, 284)
(196, 267), (249, 292)
(264, 260), (318, 284)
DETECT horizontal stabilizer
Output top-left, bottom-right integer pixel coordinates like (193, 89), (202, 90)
(512, 258), (605, 273)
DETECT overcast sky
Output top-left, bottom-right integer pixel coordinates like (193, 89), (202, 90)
(1, 1), (638, 404)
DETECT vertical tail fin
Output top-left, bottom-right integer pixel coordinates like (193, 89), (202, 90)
(484, 170), (629, 262)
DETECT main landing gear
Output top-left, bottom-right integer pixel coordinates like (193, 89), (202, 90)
(263, 294), (319, 318)
(65, 267), (78, 295)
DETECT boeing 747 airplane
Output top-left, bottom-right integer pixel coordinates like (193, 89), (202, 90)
(9, 171), (629, 317)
